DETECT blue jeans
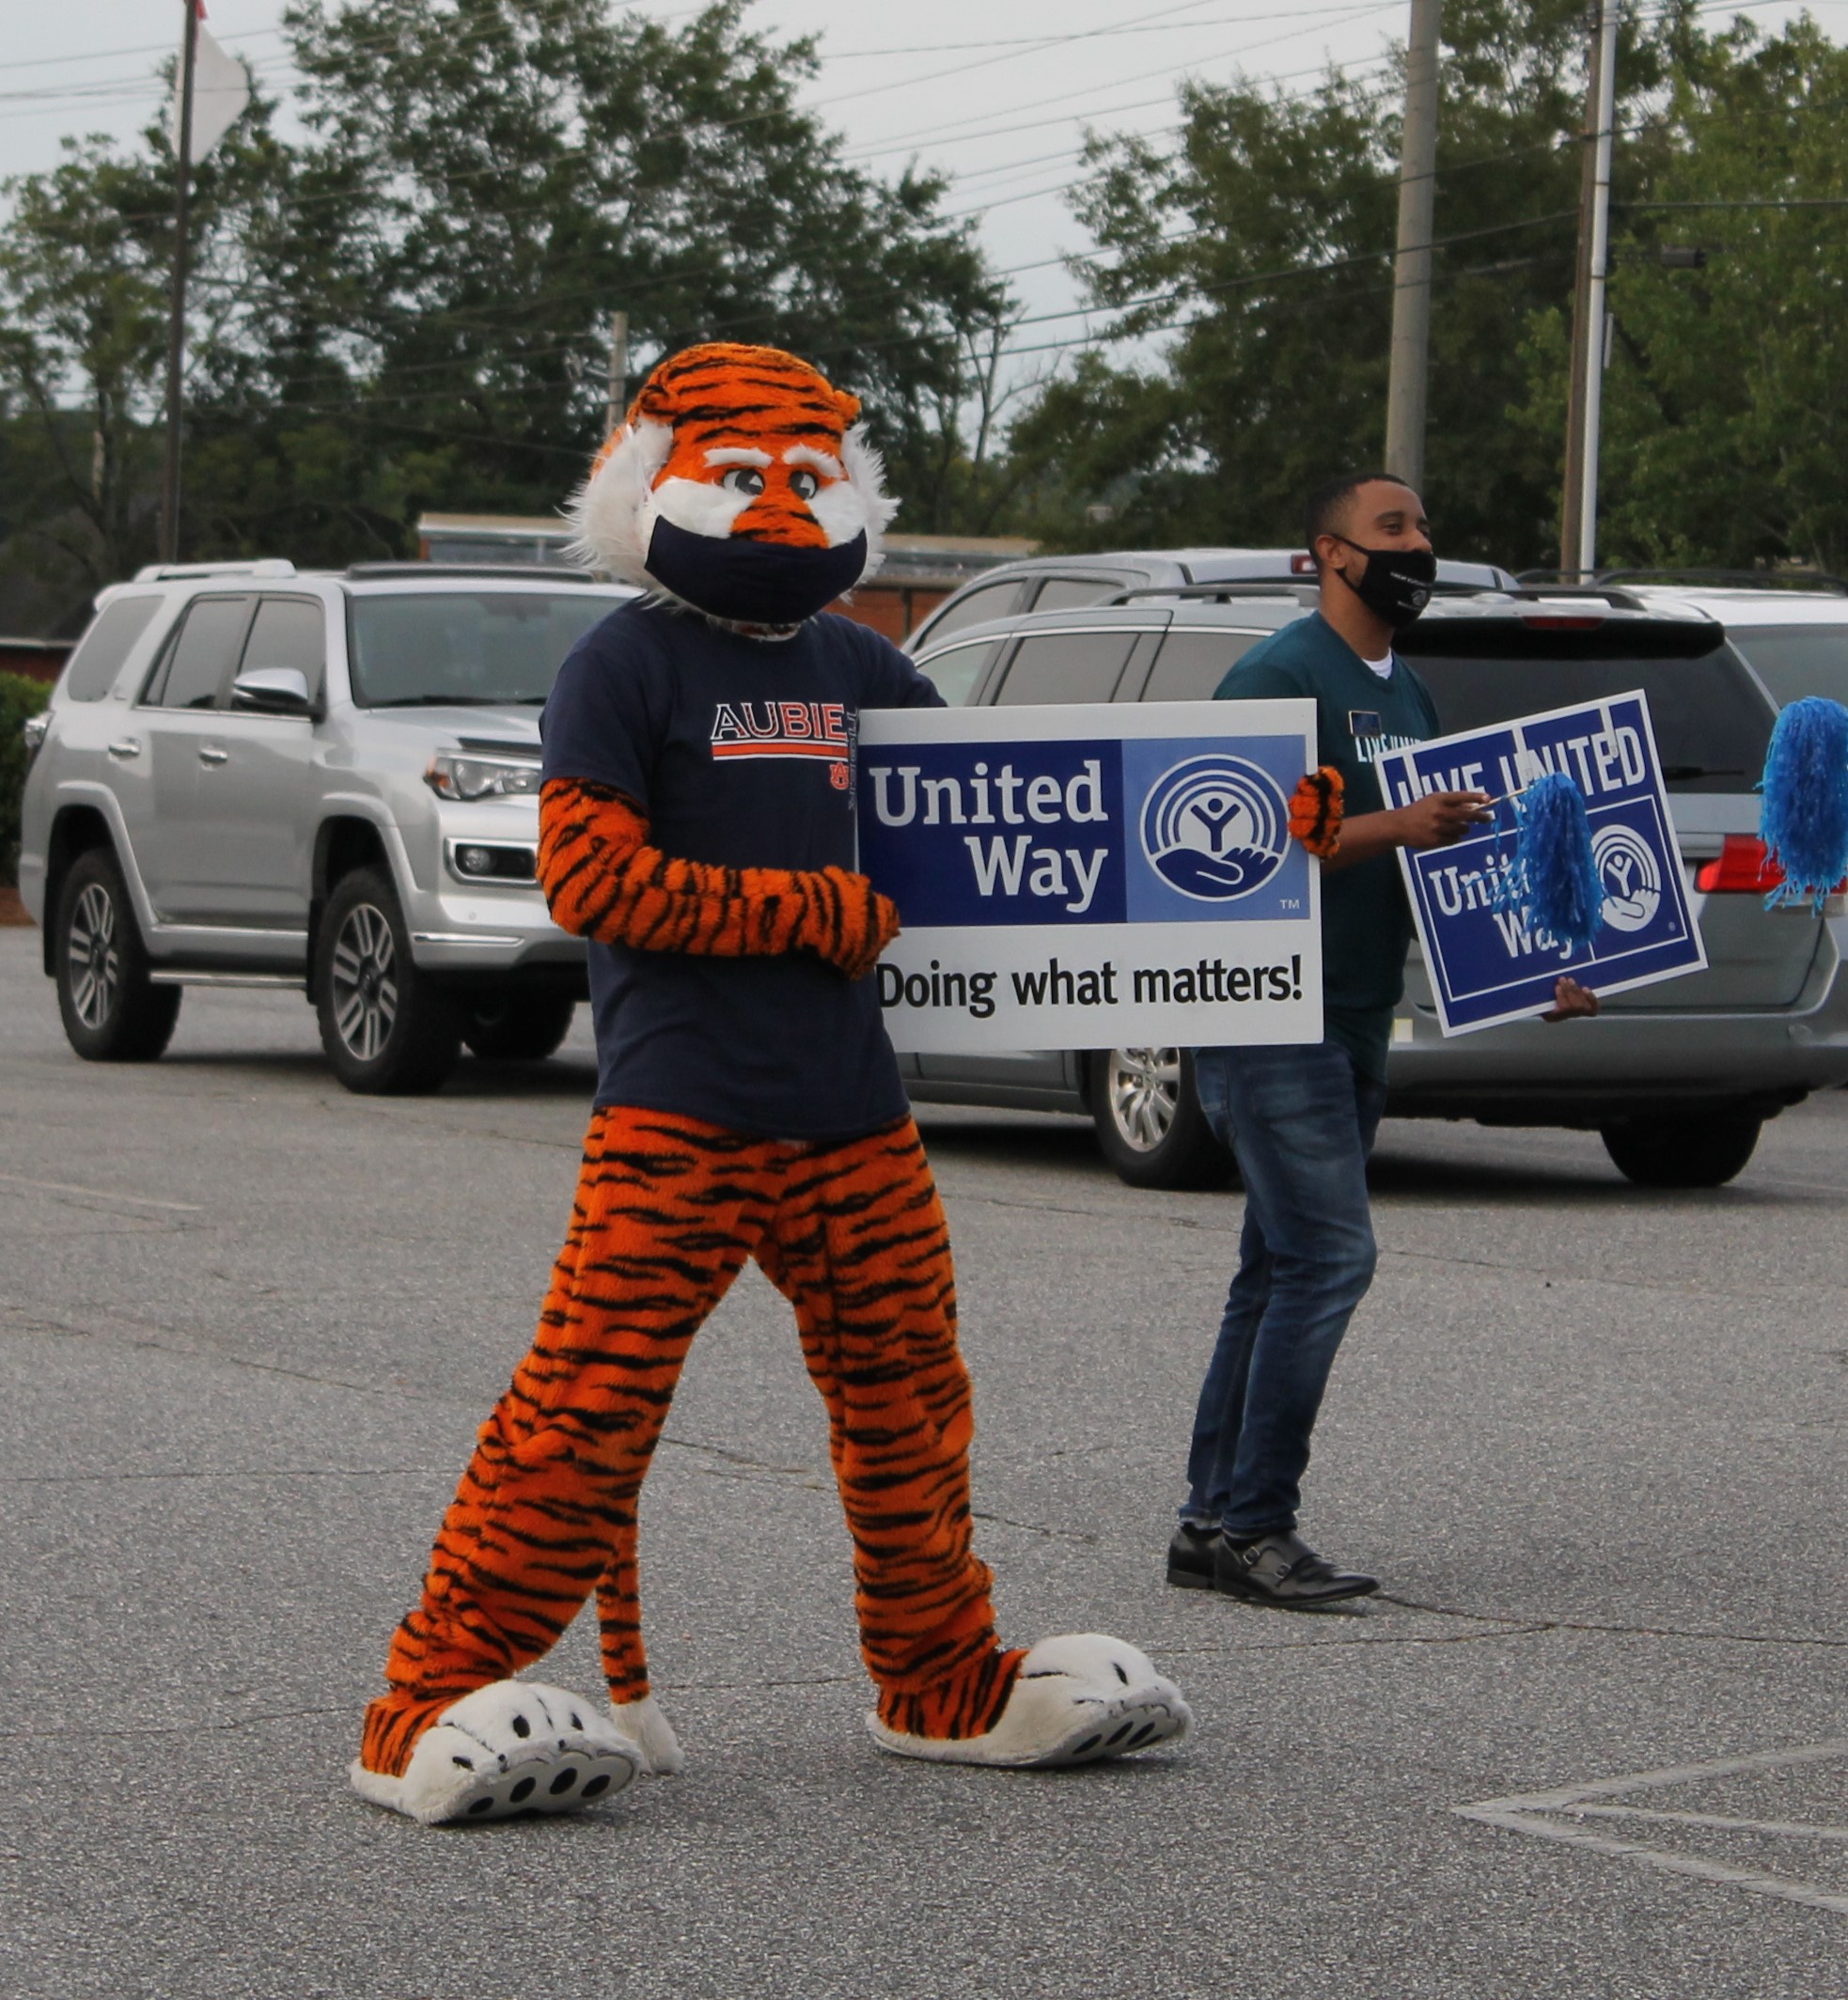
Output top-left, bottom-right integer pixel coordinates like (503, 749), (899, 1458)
(1182, 1040), (1386, 1540)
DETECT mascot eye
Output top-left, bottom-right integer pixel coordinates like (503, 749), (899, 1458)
(789, 468), (821, 502)
(720, 466), (766, 496)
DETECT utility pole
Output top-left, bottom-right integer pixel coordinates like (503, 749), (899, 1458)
(1560, 0), (1619, 580)
(158, 0), (201, 567)
(1384, 0), (1443, 494)
(606, 311), (629, 435)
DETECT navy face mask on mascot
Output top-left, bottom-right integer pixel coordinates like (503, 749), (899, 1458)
(347, 342), (1192, 1827)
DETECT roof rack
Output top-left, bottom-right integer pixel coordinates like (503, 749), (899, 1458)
(1598, 567), (1848, 594)
(133, 558), (298, 581)
(1109, 581), (1320, 605)
(345, 562), (600, 583)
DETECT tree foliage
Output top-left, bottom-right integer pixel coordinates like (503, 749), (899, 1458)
(1583, 19), (1848, 571)
(1007, 0), (1700, 566)
(0, 0), (1013, 618)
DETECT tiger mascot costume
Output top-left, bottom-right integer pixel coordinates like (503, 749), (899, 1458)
(350, 343), (1191, 1824)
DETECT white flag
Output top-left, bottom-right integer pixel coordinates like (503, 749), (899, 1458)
(171, 23), (252, 163)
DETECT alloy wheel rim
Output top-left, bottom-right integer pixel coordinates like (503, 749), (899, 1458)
(67, 882), (119, 1030)
(1106, 1046), (1181, 1152)
(330, 902), (398, 1063)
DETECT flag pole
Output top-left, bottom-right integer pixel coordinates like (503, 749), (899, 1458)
(158, 0), (200, 567)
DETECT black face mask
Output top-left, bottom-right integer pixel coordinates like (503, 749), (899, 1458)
(646, 516), (869, 628)
(1331, 538), (1436, 630)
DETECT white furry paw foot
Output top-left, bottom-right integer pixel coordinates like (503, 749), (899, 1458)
(608, 1694), (684, 1777)
(349, 1680), (645, 1825)
(866, 1634), (1191, 1770)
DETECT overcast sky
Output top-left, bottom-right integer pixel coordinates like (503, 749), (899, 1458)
(1, 0), (1825, 378)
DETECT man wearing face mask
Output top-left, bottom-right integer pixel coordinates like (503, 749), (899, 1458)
(1167, 473), (1597, 1608)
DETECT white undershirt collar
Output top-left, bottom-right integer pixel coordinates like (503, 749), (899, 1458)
(1361, 650), (1395, 681)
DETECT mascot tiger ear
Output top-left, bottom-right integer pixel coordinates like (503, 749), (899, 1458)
(565, 340), (898, 628)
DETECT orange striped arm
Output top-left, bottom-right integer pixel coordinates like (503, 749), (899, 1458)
(538, 776), (901, 980)
(1287, 766), (1344, 859)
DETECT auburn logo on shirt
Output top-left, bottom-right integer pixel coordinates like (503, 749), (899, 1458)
(711, 701), (853, 787)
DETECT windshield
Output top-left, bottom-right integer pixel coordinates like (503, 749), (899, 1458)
(1723, 626), (1848, 710)
(1402, 626), (1774, 792)
(347, 591), (618, 707)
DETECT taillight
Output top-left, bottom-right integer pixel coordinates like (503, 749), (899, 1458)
(1695, 835), (1786, 894)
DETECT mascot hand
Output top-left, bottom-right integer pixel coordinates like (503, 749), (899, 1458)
(800, 867), (901, 981)
(1288, 766), (1344, 859)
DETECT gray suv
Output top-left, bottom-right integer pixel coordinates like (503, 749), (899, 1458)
(904, 586), (1848, 1189)
(17, 561), (634, 1092)
(906, 546), (1520, 654)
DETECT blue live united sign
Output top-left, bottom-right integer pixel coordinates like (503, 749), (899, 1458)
(1374, 691), (1707, 1036)
(854, 701), (1323, 1055)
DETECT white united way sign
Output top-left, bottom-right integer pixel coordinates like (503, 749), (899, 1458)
(854, 701), (1323, 1055)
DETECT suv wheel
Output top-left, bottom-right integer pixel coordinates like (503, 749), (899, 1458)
(462, 992), (576, 1063)
(54, 849), (181, 1062)
(1088, 1047), (1236, 1190)
(1601, 1110), (1762, 1189)
(314, 867), (460, 1095)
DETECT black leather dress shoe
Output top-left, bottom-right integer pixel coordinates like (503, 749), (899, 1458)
(1213, 1528), (1378, 1608)
(1165, 1522), (1219, 1589)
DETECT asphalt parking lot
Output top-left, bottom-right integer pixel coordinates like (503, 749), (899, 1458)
(1, 926), (1844, 1999)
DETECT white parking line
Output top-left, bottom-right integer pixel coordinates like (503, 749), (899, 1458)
(1455, 1740), (1848, 1917)
(0, 1171), (201, 1213)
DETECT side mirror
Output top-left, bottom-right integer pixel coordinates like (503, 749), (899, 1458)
(231, 665), (315, 716)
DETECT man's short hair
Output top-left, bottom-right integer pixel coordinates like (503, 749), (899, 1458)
(1303, 471), (1413, 563)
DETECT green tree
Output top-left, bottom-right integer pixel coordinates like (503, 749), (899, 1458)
(1007, 0), (1694, 566)
(1565, 18), (1848, 571)
(0, 138), (172, 617)
(0, 0), (1016, 600)
(192, 0), (1011, 548)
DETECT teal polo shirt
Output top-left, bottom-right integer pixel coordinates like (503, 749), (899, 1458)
(1214, 612), (1439, 1083)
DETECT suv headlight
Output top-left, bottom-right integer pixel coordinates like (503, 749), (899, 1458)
(23, 711), (50, 758)
(424, 753), (542, 801)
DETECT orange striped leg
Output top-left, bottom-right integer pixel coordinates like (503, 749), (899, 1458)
(360, 1110), (775, 1777)
(759, 1118), (1024, 1740)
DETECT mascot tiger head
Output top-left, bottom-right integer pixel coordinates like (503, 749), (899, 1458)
(566, 341), (897, 632)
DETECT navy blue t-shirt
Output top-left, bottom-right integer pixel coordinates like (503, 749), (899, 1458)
(540, 599), (944, 1139)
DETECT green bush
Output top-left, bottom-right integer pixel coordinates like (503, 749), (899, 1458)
(1, 670), (53, 887)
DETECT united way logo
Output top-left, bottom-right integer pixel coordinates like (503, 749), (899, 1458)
(1592, 823), (1662, 933)
(1139, 755), (1291, 900)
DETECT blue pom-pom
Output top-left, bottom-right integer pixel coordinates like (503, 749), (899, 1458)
(1493, 771), (1605, 954)
(1759, 695), (1848, 911)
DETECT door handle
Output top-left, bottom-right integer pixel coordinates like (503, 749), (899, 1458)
(106, 738), (141, 759)
(198, 743), (229, 766)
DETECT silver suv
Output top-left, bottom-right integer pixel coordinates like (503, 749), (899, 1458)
(904, 586), (1848, 1189)
(905, 546), (1520, 654)
(17, 560), (634, 1092)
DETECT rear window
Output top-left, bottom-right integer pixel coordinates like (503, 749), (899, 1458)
(348, 591), (618, 706)
(1140, 629), (1267, 701)
(915, 578), (1023, 646)
(1401, 620), (1773, 792)
(1723, 626), (1848, 709)
(992, 630), (1138, 705)
(914, 637), (1000, 706)
(62, 595), (163, 701)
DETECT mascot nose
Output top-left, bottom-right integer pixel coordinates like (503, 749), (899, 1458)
(731, 484), (832, 550)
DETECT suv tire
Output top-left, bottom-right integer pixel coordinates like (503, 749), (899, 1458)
(1601, 1110), (1762, 1189)
(1088, 1046), (1236, 1190)
(462, 992), (576, 1063)
(54, 848), (181, 1063)
(314, 867), (461, 1095)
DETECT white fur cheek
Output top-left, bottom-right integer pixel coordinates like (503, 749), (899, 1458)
(563, 419), (673, 586)
(838, 422), (899, 581)
(649, 476), (754, 540)
(807, 478), (870, 551)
